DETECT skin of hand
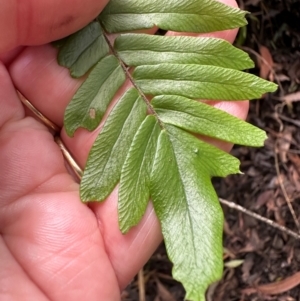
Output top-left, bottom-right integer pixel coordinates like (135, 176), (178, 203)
(0, 0), (249, 300)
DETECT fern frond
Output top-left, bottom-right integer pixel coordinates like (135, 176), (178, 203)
(57, 1), (277, 300)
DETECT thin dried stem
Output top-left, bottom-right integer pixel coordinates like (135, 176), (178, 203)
(219, 198), (300, 240)
(138, 268), (146, 301)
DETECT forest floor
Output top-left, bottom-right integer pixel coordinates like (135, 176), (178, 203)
(122, 0), (300, 300)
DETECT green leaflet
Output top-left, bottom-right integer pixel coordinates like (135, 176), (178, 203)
(118, 116), (160, 233)
(165, 125), (241, 177)
(100, 0), (247, 33)
(115, 34), (254, 70)
(152, 95), (267, 146)
(150, 126), (240, 301)
(58, 22), (109, 78)
(80, 88), (147, 202)
(134, 64), (278, 100)
(64, 55), (125, 136)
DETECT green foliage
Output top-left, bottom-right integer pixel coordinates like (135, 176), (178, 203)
(99, 0), (248, 33)
(119, 115), (161, 233)
(151, 125), (239, 300)
(115, 34), (254, 69)
(64, 55), (125, 136)
(133, 63), (274, 100)
(57, 0), (277, 300)
(152, 95), (266, 146)
(58, 22), (109, 77)
(80, 88), (147, 201)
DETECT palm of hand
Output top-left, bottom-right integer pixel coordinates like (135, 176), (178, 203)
(0, 65), (161, 300)
(0, 40), (164, 299)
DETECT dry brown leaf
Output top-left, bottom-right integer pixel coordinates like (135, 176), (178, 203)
(288, 155), (300, 191)
(266, 193), (276, 212)
(206, 281), (219, 301)
(224, 259), (244, 269)
(259, 45), (274, 81)
(277, 126), (294, 163)
(238, 229), (264, 254)
(155, 279), (177, 301)
(242, 254), (254, 282)
(276, 73), (291, 82)
(288, 154), (300, 172)
(280, 91), (300, 103)
(242, 272), (300, 295)
(287, 60), (300, 84)
(254, 190), (274, 209)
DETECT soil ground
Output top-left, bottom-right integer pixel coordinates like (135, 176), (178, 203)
(123, 0), (300, 300)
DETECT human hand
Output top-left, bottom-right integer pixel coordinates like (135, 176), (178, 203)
(0, 0), (248, 300)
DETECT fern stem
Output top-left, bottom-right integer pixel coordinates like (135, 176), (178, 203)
(101, 24), (164, 128)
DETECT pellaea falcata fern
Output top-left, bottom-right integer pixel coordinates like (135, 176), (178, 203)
(56, 0), (277, 300)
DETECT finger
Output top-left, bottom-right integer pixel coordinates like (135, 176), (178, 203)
(10, 45), (83, 127)
(0, 237), (48, 300)
(0, 0), (109, 54)
(9, 0), (245, 288)
(0, 63), (24, 127)
(0, 47), (25, 66)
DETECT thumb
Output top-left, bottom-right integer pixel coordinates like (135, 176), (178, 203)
(0, 0), (109, 54)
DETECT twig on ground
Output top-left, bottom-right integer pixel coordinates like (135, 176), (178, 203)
(138, 268), (146, 301)
(219, 198), (300, 240)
